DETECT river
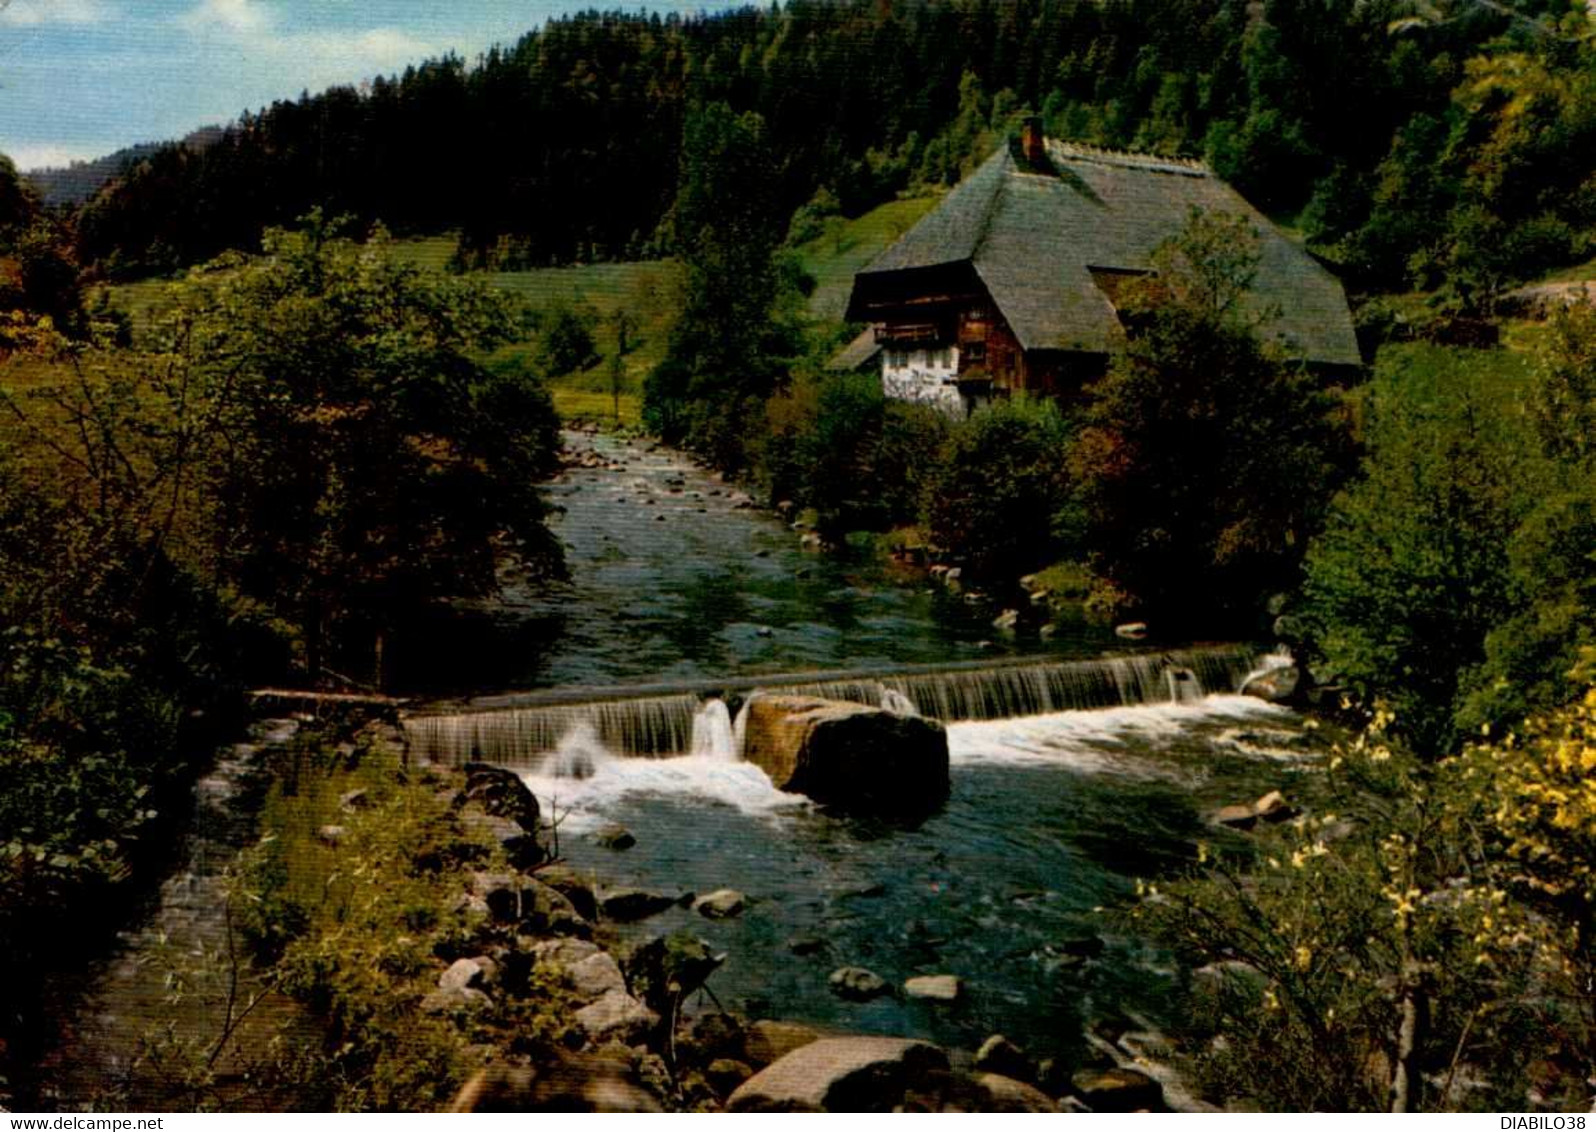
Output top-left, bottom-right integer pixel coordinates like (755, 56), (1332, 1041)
(396, 430), (1316, 1086)
(386, 430), (1119, 697)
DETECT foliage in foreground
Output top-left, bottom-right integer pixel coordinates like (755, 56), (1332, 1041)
(235, 724), (575, 1111)
(0, 215), (566, 1103)
(1140, 670), (1596, 1111)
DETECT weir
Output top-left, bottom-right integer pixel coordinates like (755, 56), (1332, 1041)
(403, 644), (1265, 768)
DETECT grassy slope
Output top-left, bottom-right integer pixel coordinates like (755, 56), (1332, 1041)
(96, 200), (934, 429)
(791, 195), (940, 323)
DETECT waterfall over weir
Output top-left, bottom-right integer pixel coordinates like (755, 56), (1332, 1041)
(403, 644), (1264, 769)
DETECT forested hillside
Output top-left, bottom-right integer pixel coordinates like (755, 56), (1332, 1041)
(69, 0), (1596, 304)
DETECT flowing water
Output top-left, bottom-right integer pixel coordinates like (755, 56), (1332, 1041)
(510, 690), (1321, 1068)
(385, 431), (1119, 696)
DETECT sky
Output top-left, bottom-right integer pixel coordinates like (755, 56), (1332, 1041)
(0, 0), (726, 171)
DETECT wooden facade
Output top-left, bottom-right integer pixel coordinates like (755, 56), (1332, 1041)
(835, 128), (1362, 415)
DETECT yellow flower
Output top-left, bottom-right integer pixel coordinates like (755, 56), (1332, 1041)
(1293, 945), (1312, 971)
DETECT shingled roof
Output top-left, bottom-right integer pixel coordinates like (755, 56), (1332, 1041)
(846, 139), (1362, 369)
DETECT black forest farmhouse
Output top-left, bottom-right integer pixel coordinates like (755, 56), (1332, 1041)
(834, 121), (1362, 416)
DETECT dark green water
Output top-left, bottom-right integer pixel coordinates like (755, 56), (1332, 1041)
(387, 430), (1115, 696)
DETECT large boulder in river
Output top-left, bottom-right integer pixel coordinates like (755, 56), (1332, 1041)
(740, 693), (949, 819)
(727, 1037), (950, 1112)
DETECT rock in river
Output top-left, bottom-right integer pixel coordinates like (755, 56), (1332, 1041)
(594, 823), (636, 850)
(828, 966), (889, 1001)
(740, 693), (949, 819)
(600, 888), (676, 922)
(728, 1037), (949, 1112)
(694, 889), (746, 919)
(904, 974), (962, 1002)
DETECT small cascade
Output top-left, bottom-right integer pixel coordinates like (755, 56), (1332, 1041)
(403, 645), (1265, 766)
(732, 700), (749, 760)
(781, 646), (1257, 723)
(1165, 666), (1203, 703)
(404, 692), (699, 768)
(545, 719), (612, 779)
(880, 687), (920, 716)
(689, 698), (737, 761)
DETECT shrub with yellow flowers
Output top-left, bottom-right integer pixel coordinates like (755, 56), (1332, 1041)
(1137, 680), (1593, 1112)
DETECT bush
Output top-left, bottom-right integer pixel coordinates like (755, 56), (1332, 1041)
(1072, 210), (1351, 627)
(923, 396), (1072, 579)
(1303, 339), (1591, 755)
(1139, 691), (1593, 1112)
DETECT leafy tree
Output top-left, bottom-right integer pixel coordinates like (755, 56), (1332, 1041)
(924, 395), (1072, 580)
(644, 102), (801, 470)
(760, 372), (947, 542)
(534, 301), (598, 378)
(1071, 209), (1351, 628)
(163, 216), (563, 682)
(1302, 345), (1541, 755)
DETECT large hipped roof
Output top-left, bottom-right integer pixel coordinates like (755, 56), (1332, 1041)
(849, 140), (1362, 369)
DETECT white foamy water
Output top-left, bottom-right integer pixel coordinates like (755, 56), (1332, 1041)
(689, 698), (737, 760)
(520, 750), (806, 831)
(946, 695), (1297, 779)
(517, 696), (1303, 825)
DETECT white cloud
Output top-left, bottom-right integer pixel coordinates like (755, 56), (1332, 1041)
(0, 0), (117, 26)
(176, 1), (435, 83)
(292, 26), (436, 73)
(4, 141), (107, 171)
(178, 0), (273, 34)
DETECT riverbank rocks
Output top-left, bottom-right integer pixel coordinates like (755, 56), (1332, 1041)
(829, 966), (890, 1001)
(424, 961), (493, 1013)
(1071, 1066), (1165, 1112)
(743, 1020), (822, 1068)
(740, 693), (950, 819)
(534, 865), (598, 921)
(439, 956), (496, 994)
(980, 1073), (1059, 1112)
(460, 762), (541, 834)
(575, 989), (658, 1044)
(727, 1037), (950, 1112)
(694, 889), (746, 919)
(904, 974), (962, 1002)
(522, 879), (591, 938)
(975, 1034), (1035, 1083)
(421, 984), (491, 1014)
(531, 937), (601, 969)
(567, 952), (629, 1001)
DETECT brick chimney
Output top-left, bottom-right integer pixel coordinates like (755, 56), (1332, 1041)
(1022, 116), (1046, 166)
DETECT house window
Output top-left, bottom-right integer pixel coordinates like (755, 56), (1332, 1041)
(963, 340), (985, 364)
